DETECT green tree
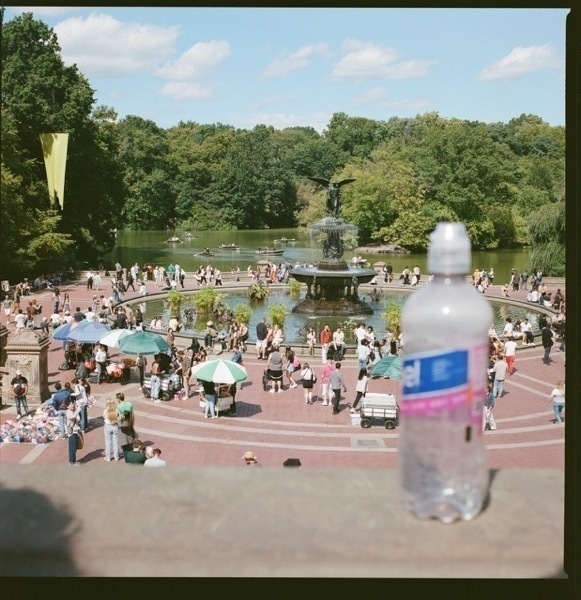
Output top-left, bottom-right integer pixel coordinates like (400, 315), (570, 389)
(1, 10), (119, 277)
(117, 115), (176, 229)
(527, 200), (565, 276)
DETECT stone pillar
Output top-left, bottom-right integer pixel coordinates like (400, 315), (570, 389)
(2, 329), (51, 410)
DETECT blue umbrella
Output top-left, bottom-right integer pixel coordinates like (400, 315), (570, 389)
(52, 320), (86, 341)
(66, 321), (111, 344)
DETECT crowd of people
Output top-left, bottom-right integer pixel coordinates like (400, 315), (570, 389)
(3, 256), (566, 468)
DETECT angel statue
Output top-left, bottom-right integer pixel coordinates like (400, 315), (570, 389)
(308, 177), (356, 219)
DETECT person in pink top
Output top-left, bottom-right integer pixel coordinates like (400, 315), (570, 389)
(319, 359), (335, 406)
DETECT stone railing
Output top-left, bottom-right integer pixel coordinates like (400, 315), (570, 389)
(0, 466), (567, 580)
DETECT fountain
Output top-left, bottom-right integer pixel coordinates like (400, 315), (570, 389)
(290, 177), (376, 316)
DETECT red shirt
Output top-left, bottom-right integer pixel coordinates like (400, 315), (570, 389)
(320, 328), (332, 345)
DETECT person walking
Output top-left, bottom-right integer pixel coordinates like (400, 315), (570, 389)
(329, 362), (347, 415)
(350, 368), (369, 413)
(103, 398), (121, 461)
(300, 362), (316, 404)
(284, 346), (299, 389)
(319, 359), (334, 406)
(504, 338), (517, 375)
(541, 323), (554, 364)
(10, 369), (30, 420)
(66, 400), (83, 466)
(489, 353), (508, 399)
(549, 380), (565, 424)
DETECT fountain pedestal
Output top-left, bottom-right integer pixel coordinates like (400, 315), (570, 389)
(290, 217), (375, 316)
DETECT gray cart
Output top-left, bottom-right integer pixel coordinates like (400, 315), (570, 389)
(360, 392), (399, 429)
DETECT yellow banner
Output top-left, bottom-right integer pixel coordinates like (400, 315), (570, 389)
(39, 133), (69, 210)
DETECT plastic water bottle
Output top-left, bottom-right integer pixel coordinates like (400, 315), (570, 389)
(398, 222), (492, 523)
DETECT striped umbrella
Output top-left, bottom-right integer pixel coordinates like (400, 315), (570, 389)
(190, 359), (248, 384)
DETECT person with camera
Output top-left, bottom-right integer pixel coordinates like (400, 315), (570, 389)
(10, 369), (29, 420)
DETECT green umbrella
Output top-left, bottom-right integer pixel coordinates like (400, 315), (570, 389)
(190, 359), (248, 384)
(370, 355), (403, 379)
(118, 330), (170, 355)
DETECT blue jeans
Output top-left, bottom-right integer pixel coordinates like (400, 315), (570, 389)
(543, 346), (552, 363)
(58, 409), (68, 437)
(493, 379), (505, 399)
(79, 405), (88, 431)
(150, 374), (161, 400)
(204, 393), (216, 417)
(358, 358), (367, 371)
(14, 394), (29, 417)
(68, 433), (78, 464)
(553, 402), (564, 423)
(104, 423), (119, 460)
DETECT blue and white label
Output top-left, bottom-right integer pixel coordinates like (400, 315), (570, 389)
(402, 349), (468, 396)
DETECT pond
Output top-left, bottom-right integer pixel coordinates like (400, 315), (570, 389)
(130, 288), (544, 345)
(103, 228), (535, 287)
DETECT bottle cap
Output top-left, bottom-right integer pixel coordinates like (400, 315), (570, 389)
(428, 222), (471, 275)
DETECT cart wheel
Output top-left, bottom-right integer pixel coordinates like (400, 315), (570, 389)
(385, 420), (396, 430)
(143, 389), (151, 398)
(360, 418), (372, 428)
(161, 391), (170, 401)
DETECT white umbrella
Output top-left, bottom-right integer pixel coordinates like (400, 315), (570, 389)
(98, 328), (136, 348)
(190, 359), (248, 384)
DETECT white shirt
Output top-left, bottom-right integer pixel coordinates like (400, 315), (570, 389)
(144, 456), (167, 468)
(357, 344), (370, 361)
(520, 321), (532, 333)
(550, 388), (565, 404)
(503, 322), (514, 338)
(504, 340), (517, 357)
(15, 313), (26, 328)
(85, 310), (96, 322)
(354, 327), (367, 345)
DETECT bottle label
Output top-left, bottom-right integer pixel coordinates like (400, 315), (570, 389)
(401, 346), (486, 427)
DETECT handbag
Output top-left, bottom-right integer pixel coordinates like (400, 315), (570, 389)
(76, 431), (85, 449)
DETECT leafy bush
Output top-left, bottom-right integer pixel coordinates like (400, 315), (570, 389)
(233, 304), (252, 325)
(167, 290), (183, 316)
(192, 287), (225, 314)
(247, 283), (270, 301)
(383, 301), (402, 337)
(268, 303), (287, 328)
(287, 278), (302, 296)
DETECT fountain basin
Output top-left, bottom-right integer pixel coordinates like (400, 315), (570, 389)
(291, 265), (376, 315)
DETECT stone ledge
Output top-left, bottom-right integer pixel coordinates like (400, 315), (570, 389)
(0, 466), (565, 578)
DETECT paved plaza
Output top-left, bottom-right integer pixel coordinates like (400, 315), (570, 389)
(0, 275), (565, 470)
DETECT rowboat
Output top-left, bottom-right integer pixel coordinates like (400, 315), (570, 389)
(166, 237), (182, 243)
(219, 243), (241, 249)
(195, 249), (215, 257)
(255, 248), (284, 255)
(274, 237), (295, 242)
